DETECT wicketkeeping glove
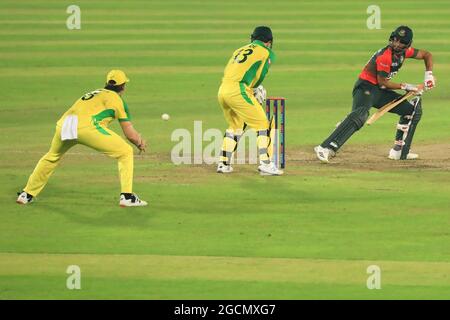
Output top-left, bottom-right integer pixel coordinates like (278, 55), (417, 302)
(424, 71), (436, 90)
(253, 85), (267, 106)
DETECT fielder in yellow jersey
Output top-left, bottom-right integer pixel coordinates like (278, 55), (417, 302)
(217, 26), (283, 175)
(16, 70), (148, 207)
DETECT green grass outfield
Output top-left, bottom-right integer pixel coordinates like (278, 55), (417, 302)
(1, 0), (449, 299)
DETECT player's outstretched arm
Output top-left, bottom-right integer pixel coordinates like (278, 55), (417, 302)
(415, 49), (433, 71)
(120, 121), (147, 152)
(415, 49), (435, 90)
(377, 75), (424, 95)
(377, 75), (403, 90)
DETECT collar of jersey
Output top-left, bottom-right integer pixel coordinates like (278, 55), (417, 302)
(252, 40), (273, 53)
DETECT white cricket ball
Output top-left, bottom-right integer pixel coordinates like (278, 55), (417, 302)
(161, 113), (170, 121)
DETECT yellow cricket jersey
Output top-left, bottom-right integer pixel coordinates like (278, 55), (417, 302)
(221, 40), (275, 88)
(56, 88), (131, 134)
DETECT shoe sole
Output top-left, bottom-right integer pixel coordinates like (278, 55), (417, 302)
(16, 200), (31, 204)
(259, 172), (283, 176)
(258, 168), (283, 176)
(120, 204), (148, 207)
(314, 147), (329, 163)
(388, 156), (419, 160)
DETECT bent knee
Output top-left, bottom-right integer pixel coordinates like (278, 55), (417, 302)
(42, 152), (63, 163)
(349, 110), (369, 129)
(414, 105), (423, 120)
(253, 118), (270, 131)
(124, 144), (134, 156)
(115, 144), (133, 159)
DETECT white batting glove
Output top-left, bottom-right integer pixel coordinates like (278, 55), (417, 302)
(253, 85), (267, 106)
(424, 71), (435, 90)
(401, 83), (423, 96)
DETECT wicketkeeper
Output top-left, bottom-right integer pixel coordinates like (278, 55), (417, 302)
(17, 70), (148, 207)
(315, 26), (435, 162)
(217, 26), (283, 175)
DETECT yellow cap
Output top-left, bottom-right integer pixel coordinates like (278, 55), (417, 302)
(106, 69), (129, 85)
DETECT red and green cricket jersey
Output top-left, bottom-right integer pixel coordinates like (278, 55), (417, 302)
(359, 46), (418, 85)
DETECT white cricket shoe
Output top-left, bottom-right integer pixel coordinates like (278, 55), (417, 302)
(217, 162), (233, 173)
(119, 193), (148, 207)
(16, 191), (33, 204)
(314, 145), (335, 163)
(258, 161), (284, 176)
(388, 148), (419, 160)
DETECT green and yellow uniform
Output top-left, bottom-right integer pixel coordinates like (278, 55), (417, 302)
(218, 40), (275, 164)
(24, 88), (134, 197)
(57, 88), (131, 131)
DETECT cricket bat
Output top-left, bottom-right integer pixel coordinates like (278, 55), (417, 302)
(366, 91), (417, 125)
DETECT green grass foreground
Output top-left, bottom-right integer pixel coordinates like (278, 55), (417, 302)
(0, 0), (449, 299)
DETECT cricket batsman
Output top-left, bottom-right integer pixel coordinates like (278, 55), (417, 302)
(314, 26), (435, 162)
(16, 70), (148, 207)
(217, 26), (283, 175)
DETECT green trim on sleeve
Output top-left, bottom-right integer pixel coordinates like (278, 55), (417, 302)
(239, 82), (253, 105)
(267, 48), (276, 64)
(119, 97), (132, 120)
(118, 118), (130, 122)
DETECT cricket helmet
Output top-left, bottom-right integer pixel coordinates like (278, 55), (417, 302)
(389, 25), (413, 47)
(251, 26), (273, 43)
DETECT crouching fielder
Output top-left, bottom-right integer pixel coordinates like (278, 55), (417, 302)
(17, 70), (148, 207)
(217, 26), (282, 175)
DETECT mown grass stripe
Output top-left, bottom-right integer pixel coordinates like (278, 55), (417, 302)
(1, 8), (450, 16)
(1, 253), (449, 287)
(2, 64), (449, 77)
(2, 20), (450, 26)
(3, 28), (450, 36)
(1, 39), (449, 48)
(3, 50), (450, 59)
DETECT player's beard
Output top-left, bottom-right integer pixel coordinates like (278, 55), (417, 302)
(390, 44), (406, 55)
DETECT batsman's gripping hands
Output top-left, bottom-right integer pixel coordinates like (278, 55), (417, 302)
(253, 85), (267, 106)
(400, 83), (425, 96)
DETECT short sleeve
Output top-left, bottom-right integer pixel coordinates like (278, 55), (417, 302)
(117, 98), (131, 122)
(375, 53), (391, 78)
(405, 47), (418, 58)
(107, 93), (131, 122)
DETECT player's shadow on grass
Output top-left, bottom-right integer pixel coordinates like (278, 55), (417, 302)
(45, 203), (151, 229)
(40, 189), (152, 228)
